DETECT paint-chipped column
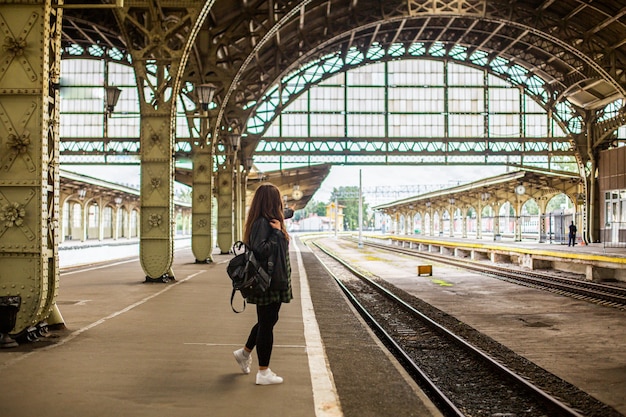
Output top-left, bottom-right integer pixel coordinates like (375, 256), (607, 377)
(0, 1), (63, 340)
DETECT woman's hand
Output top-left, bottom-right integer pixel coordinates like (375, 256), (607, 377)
(269, 219), (281, 230)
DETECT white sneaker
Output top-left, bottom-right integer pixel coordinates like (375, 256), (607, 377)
(233, 349), (252, 374)
(256, 368), (283, 385)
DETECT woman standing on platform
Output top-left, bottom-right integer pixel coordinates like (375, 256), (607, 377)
(233, 183), (292, 385)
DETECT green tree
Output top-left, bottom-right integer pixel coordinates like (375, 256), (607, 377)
(297, 200), (327, 220)
(330, 186), (370, 231)
(547, 193), (572, 212)
(522, 199), (539, 215)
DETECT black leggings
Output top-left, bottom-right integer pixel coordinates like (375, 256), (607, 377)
(245, 302), (282, 367)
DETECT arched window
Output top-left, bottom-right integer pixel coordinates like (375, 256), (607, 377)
(72, 203), (82, 228)
(88, 204), (99, 228)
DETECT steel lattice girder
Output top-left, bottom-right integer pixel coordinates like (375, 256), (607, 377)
(58, 0), (626, 167)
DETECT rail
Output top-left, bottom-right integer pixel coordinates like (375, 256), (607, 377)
(308, 238), (588, 417)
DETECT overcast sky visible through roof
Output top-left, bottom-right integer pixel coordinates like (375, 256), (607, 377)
(64, 164), (508, 207)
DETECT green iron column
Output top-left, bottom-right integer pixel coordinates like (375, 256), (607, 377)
(216, 159), (234, 254)
(0, 1), (63, 341)
(191, 143), (214, 263)
(136, 84), (176, 281)
(234, 162), (245, 242)
(239, 170), (247, 241)
(190, 85), (217, 263)
(114, 2), (209, 281)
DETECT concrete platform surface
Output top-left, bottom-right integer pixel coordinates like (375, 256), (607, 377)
(1, 245), (339, 417)
(1, 239), (441, 417)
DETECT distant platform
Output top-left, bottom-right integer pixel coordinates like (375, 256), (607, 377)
(362, 233), (626, 282)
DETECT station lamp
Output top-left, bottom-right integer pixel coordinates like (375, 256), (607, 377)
(227, 133), (241, 151)
(244, 157), (254, 171)
(105, 86), (122, 114)
(196, 83), (217, 111)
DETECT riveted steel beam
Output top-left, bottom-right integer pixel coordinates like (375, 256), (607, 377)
(0, 0), (63, 338)
(216, 159), (234, 254)
(112, 1), (211, 281)
(191, 142), (214, 263)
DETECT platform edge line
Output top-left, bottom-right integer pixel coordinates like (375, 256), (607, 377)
(294, 239), (343, 417)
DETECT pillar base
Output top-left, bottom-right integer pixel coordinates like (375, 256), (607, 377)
(195, 259), (213, 264)
(145, 274), (176, 283)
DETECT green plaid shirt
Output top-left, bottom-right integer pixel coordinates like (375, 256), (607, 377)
(246, 251), (292, 305)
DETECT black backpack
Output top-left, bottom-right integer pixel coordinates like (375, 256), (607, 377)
(226, 241), (272, 313)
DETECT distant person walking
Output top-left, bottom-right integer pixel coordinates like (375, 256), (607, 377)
(233, 183), (292, 385)
(568, 221), (577, 247)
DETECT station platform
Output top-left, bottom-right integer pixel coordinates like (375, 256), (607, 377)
(0, 238), (441, 417)
(373, 233), (626, 283)
(386, 233), (626, 256)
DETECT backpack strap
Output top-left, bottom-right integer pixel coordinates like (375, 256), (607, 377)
(230, 288), (246, 313)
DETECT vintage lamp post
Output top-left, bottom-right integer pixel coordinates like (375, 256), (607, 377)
(196, 83), (216, 112)
(105, 86), (122, 113)
(103, 86), (122, 159)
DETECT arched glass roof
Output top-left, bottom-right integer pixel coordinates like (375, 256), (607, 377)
(247, 43), (580, 137)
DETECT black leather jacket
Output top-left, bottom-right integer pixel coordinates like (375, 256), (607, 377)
(248, 217), (289, 290)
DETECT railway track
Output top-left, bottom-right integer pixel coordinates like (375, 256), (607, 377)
(306, 238), (621, 417)
(348, 237), (626, 310)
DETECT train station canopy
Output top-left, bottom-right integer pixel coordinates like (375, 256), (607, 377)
(374, 168), (584, 213)
(59, 0), (626, 168)
(175, 164), (332, 210)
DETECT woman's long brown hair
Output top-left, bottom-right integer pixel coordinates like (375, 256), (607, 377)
(243, 183), (290, 244)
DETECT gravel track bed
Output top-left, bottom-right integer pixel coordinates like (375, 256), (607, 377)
(310, 239), (623, 417)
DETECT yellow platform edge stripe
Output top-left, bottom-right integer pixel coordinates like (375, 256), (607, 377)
(362, 234), (626, 265)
